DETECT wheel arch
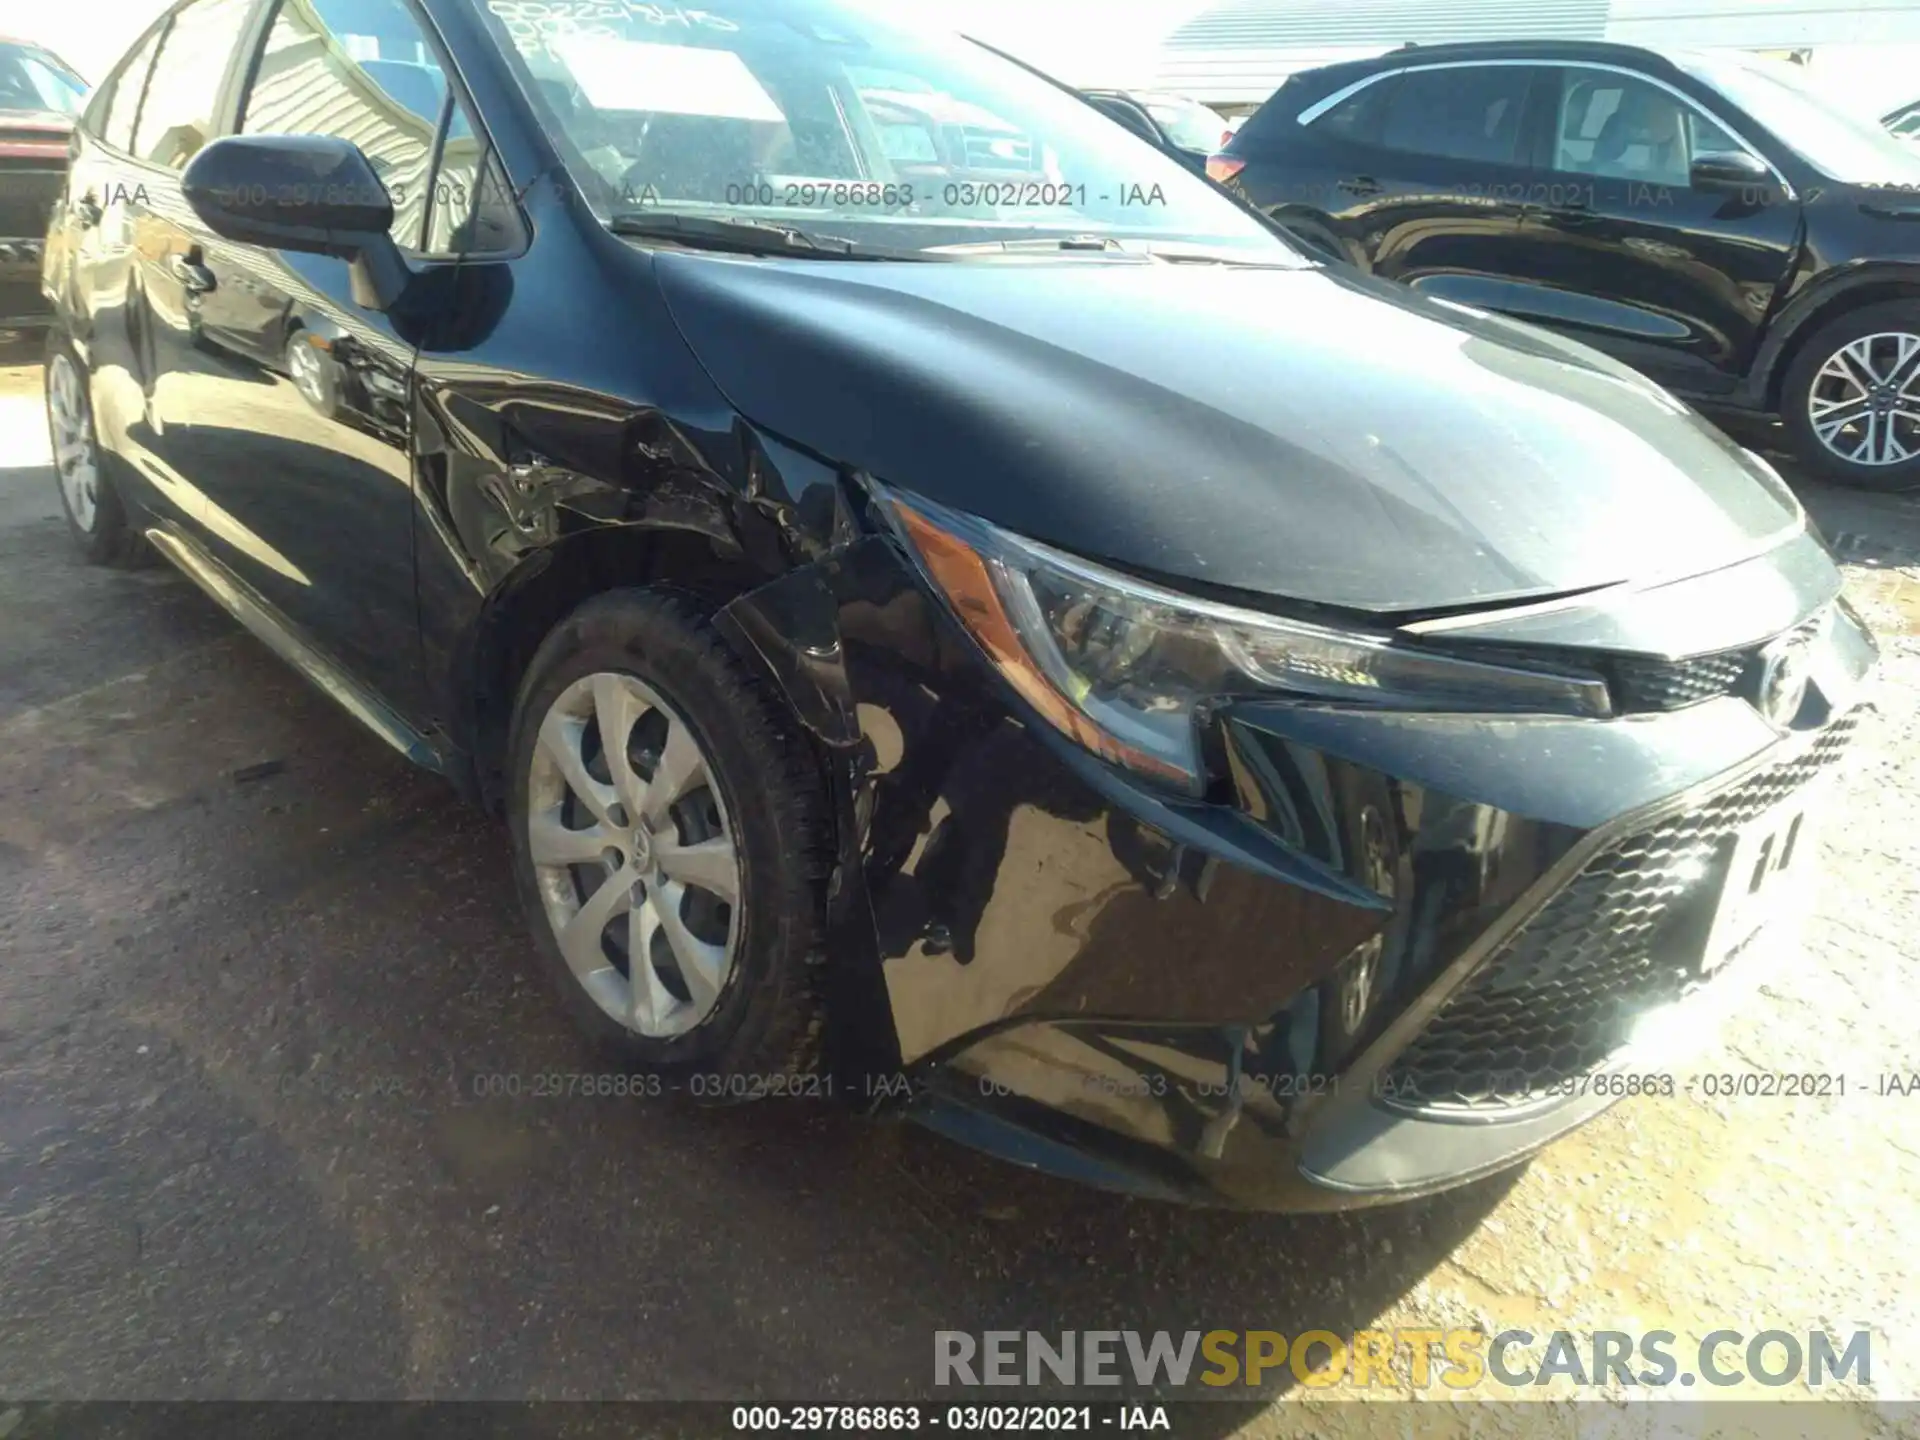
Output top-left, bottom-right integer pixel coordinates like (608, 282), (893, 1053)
(1758, 267), (1920, 412)
(457, 522), (785, 814)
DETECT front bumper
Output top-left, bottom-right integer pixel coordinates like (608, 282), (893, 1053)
(721, 531), (1877, 1210)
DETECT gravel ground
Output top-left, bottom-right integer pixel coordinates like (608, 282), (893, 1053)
(0, 350), (1915, 1435)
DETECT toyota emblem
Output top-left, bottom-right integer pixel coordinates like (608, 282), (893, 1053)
(1757, 631), (1814, 726)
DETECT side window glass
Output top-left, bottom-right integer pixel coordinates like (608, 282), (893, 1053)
(1377, 67), (1530, 165)
(242, 0), (510, 254)
(132, 0), (256, 168)
(1686, 108), (1742, 155)
(100, 29), (162, 151)
(426, 108), (519, 253)
(1306, 77), (1396, 145)
(1553, 70), (1696, 187)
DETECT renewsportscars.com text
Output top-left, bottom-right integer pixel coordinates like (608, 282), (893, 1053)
(933, 1329), (1872, 1391)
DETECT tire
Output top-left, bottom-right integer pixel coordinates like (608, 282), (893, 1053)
(44, 333), (147, 566)
(1781, 300), (1920, 491)
(505, 588), (832, 1096)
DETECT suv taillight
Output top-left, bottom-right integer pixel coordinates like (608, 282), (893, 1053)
(1205, 155), (1246, 185)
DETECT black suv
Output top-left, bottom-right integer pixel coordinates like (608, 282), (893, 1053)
(1214, 41), (1920, 490)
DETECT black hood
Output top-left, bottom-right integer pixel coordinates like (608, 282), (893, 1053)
(655, 252), (1804, 613)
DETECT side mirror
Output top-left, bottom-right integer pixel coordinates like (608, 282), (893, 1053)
(182, 134), (413, 311)
(1689, 149), (1772, 191)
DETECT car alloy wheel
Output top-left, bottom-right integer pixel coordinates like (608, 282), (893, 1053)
(289, 336), (324, 404)
(47, 351), (99, 532)
(525, 670), (742, 1038)
(1807, 330), (1920, 467)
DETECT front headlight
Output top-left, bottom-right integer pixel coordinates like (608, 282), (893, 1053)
(878, 488), (1611, 793)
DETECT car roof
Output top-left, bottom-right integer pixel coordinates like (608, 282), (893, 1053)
(1285, 37), (1694, 91)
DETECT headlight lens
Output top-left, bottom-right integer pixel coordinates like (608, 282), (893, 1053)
(880, 488), (1611, 792)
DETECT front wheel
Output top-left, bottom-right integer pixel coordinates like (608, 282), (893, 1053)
(1781, 301), (1920, 491)
(505, 589), (833, 1094)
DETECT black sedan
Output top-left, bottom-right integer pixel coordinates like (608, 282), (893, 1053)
(1212, 40), (1920, 490)
(41, 0), (1875, 1210)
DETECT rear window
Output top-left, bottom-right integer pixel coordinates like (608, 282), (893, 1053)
(1305, 76), (1396, 145)
(1229, 69), (1388, 152)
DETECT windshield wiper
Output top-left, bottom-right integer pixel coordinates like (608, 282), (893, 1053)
(925, 234), (1304, 267)
(1131, 242), (1307, 269)
(605, 211), (939, 261)
(926, 235), (1135, 255)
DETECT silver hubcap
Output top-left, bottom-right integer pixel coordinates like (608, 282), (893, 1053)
(288, 336), (327, 407)
(527, 673), (740, 1038)
(47, 353), (99, 531)
(1809, 331), (1920, 467)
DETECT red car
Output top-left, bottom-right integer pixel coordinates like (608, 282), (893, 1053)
(1, 38), (86, 332)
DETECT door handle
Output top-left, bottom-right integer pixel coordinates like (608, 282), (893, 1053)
(1338, 175), (1383, 197)
(169, 253), (216, 294)
(73, 193), (102, 228)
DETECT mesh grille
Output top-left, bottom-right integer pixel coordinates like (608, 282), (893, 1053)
(1603, 614), (1827, 714)
(1609, 650), (1749, 711)
(1382, 714), (1857, 1115)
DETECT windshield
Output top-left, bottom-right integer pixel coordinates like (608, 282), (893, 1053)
(1680, 52), (1920, 185)
(474, 0), (1293, 258)
(0, 43), (86, 115)
(1144, 97), (1227, 153)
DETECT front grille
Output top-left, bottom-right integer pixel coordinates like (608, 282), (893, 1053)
(1609, 650), (1748, 711)
(1381, 714), (1857, 1115)
(1602, 613), (1828, 714)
